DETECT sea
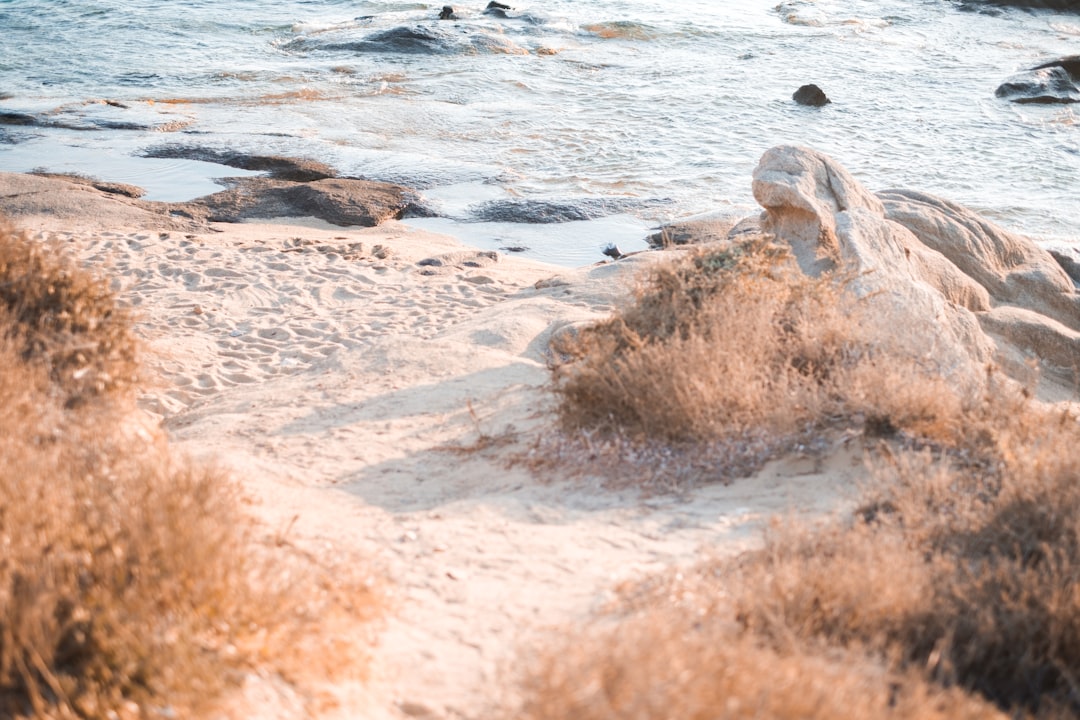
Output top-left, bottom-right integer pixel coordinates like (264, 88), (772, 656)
(1, 0), (1078, 266)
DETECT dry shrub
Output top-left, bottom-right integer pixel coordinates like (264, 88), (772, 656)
(550, 236), (968, 467)
(514, 391), (1080, 719)
(515, 601), (1003, 720)
(705, 390), (1080, 717)
(0, 222), (379, 718)
(0, 221), (138, 407)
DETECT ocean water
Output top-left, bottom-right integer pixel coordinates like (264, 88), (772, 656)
(1, 0), (1078, 265)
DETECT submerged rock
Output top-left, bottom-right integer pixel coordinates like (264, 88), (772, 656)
(792, 84), (831, 106)
(750, 145), (1080, 383)
(143, 145), (337, 182)
(996, 65), (1080, 104)
(472, 197), (670, 224)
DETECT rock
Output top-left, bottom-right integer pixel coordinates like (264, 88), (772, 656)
(792, 84), (830, 106)
(646, 214), (739, 248)
(995, 65), (1080, 104)
(439, 6), (456, 20)
(471, 197), (670, 224)
(751, 145), (1080, 381)
(143, 146), (337, 181)
(602, 243), (623, 260)
(171, 177), (425, 227)
(965, 0), (1080, 10)
(485, 1), (512, 17)
(879, 189), (1080, 331)
(1047, 246), (1080, 287)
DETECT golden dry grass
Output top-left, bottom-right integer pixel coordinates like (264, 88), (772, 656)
(548, 236), (972, 483)
(0, 220), (379, 718)
(524, 234), (1080, 717)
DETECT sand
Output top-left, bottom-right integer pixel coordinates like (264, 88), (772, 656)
(11, 202), (866, 719)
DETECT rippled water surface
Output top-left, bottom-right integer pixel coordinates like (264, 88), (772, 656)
(1, 0), (1078, 264)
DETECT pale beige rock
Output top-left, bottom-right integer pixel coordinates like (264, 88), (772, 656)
(751, 145), (1080, 382)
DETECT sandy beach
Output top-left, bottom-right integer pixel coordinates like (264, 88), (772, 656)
(0, 171), (872, 718)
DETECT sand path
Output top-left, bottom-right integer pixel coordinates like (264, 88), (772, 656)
(30, 216), (862, 719)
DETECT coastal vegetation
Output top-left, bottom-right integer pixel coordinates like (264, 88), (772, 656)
(0, 221), (378, 718)
(531, 229), (1080, 717)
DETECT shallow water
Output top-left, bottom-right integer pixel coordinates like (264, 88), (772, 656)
(1, 0), (1078, 265)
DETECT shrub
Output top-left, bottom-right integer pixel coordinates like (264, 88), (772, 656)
(0, 220), (139, 407)
(549, 236), (969, 479)
(0, 220), (379, 718)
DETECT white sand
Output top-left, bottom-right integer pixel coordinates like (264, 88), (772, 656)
(26, 215), (865, 719)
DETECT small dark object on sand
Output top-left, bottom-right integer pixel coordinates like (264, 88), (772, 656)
(602, 243), (623, 260)
(439, 5), (456, 20)
(792, 84), (831, 107)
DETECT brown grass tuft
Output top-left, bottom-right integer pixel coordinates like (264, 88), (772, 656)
(0, 220), (139, 407)
(0, 220), (380, 718)
(549, 236), (971, 480)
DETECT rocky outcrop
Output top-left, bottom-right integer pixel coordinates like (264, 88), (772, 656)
(750, 145), (1080, 382)
(996, 64), (1080, 104)
(173, 177), (429, 227)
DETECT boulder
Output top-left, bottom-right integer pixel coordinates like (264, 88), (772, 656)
(995, 65), (1080, 104)
(750, 145), (1080, 382)
(173, 177), (427, 227)
(792, 84), (831, 106)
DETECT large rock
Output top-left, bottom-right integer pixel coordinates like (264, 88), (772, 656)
(750, 145), (1080, 383)
(995, 65), (1080, 104)
(173, 177), (428, 227)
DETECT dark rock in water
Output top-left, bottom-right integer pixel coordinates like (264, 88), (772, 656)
(996, 65), (1080, 104)
(172, 177), (428, 227)
(500, 245), (529, 253)
(1032, 55), (1080, 75)
(471, 197), (671, 224)
(485, 1), (512, 17)
(351, 26), (458, 54)
(0, 111), (37, 126)
(143, 145), (337, 182)
(962, 0), (1080, 10)
(792, 84), (831, 106)
(439, 6), (456, 20)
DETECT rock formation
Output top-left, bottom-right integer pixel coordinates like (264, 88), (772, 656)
(750, 145), (1080, 385)
(792, 84), (831, 107)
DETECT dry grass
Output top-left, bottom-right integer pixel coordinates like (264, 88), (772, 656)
(0, 221), (139, 407)
(516, 609), (1004, 720)
(523, 233), (1080, 717)
(549, 236), (971, 481)
(0, 221), (379, 718)
(517, 373), (1080, 718)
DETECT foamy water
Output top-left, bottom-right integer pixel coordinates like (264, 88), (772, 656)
(1, 0), (1078, 264)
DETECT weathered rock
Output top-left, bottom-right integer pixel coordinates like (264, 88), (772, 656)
(792, 84), (830, 106)
(143, 146), (337, 182)
(879, 189), (1080, 331)
(995, 65), (1080, 104)
(174, 177), (426, 227)
(751, 145), (1080, 381)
